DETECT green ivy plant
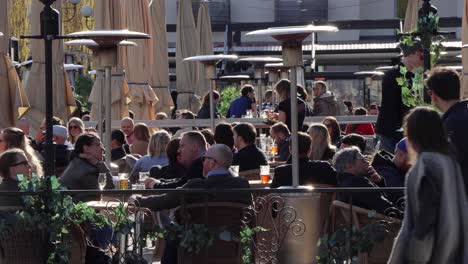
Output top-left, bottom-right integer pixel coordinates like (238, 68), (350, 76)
(156, 223), (215, 254)
(15, 176), (109, 264)
(74, 74), (94, 112)
(240, 225), (267, 264)
(219, 86), (241, 117)
(397, 10), (444, 108)
(316, 211), (387, 264)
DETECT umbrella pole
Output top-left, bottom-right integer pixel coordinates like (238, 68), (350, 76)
(209, 79), (215, 131)
(96, 69), (104, 139)
(105, 66), (112, 167)
(290, 66), (299, 187)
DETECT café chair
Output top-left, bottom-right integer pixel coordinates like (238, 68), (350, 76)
(174, 202), (248, 264)
(329, 200), (401, 264)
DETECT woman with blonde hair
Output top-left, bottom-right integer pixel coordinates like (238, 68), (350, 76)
(308, 123), (336, 162)
(0, 127), (43, 176)
(129, 130), (171, 182)
(130, 123), (151, 156)
(67, 117), (85, 145)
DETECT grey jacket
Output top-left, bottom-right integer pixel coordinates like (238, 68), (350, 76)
(59, 158), (114, 202)
(313, 92), (340, 116)
(388, 152), (468, 264)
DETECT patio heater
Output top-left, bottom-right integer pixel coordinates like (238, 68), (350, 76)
(65, 30), (150, 167)
(183, 54), (238, 131)
(237, 57), (282, 111)
(265, 63), (292, 105)
(353, 71), (384, 109)
(64, 39), (136, 140)
(246, 25), (338, 187)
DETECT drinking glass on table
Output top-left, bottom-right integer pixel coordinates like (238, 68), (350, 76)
(230, 165), (239, 177)
(98, 173), (107, 202)
(139, 171), (149, 183)
(269, 139), (278, 162)
(260, 165), (270, 184)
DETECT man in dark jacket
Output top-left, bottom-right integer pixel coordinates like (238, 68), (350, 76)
(144, 131), (206, 189)
(333, 147), (393, 214)
(427, 67), (468, 196)
(135, 144), (250, 264)
(271, 132), (337, 188)
(375, 39), (423, 153)
(232, 123), (268, 171)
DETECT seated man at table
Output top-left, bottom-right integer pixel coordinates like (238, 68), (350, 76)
(269, 122), (290, 162)
(135, 144), (250, 264)
(271, 132), (337, 188)
(144, 131), (206, 189)
(340, 133), (367, 153)
(333, 146), (393, 214)
(232, 123), (268, 172)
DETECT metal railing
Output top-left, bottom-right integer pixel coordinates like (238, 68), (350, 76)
(0, 187), (403, 263)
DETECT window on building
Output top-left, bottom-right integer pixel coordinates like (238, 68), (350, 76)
(275, 0), (328, 23)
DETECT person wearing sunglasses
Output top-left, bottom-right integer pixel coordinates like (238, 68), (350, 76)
(0, 148), (32, 207)
(67, 117), (85, 146)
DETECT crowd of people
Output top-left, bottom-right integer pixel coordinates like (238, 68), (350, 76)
(0, 48), (467, 262)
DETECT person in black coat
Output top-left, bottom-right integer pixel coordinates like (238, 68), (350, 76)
(150, 138), (186, 180)
(197, 91), (221, 119)
(232, 123), (268, 171)
(333, 147), (393, 214)
(271, 132), (337, 188)
(144, 131), (207, 189)
(427, 67), (468, 196)
(375, 39), (423, 153)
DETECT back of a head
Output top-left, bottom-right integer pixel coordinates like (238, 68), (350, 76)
(0, 148), (26, 179)
(404, 106), (450, 154)
(155, 112), (168, 120)
(241, 85), (254, 97)
(200, 129), (215, 146)
(74, 133), (99, 155)
(270, 122), (290, 137)
(149, 130), (171, 157)
(233, 123), (256, 145)
(354, 107), (367, 116)
(426, 67), (460, 101)
(53, 125), (68, 141)
(203, 91), (220, 106)
(214, 123), (234, 149)
(209, 144), (233, 169)
(133, 123), (151, 141)
(111, 129), (127, 146)
(264, 90), (274, 101)
(322, 116), (341, 140)
(182, 131), (208, 151)
(82, 114), (91, 122)
(179, 110), (195, 119)
(341, 133), (366, 153)
(2, 127), (26, 149)
(333, 146), (361, 173)
(166, 138), (181, 164)
(308, 123), (330, 143)
(297, 84), (308, 101)
(297, 132), (312, 156)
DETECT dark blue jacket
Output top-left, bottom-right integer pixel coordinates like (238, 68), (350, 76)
(227, 96), (253, 118)
(442, 100), (468, 196)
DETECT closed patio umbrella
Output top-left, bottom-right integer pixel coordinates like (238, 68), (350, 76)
(123, 0), (158, 120)
(0, 0), (30, 129)
(24, 0), (75, 132)
(89, 0), (131, 120)
(462, 0), (468, 98)
(195, 1), (214, 100)
(150, 0), (174, 115)
(403, 0), (422, 32)
(176, 0), (200, 113)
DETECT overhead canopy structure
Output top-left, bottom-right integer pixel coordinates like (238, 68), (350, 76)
(24, 0), (76, 132)
(150, 0), (174, 115)
(123, 0), (158, 120)
(0, 0), (30, 129)
(91, 0), (131, 120)
(176, 0), (200, 113)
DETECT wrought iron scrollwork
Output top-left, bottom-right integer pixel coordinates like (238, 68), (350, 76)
(242, 194), (306, 264)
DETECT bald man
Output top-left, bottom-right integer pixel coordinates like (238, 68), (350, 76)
(135, 144), (250, 211)
(120, 117), (135, 144)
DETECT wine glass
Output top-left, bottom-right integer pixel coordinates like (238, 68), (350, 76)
(269, 138), (278, 162)
(98, 173), (107, 202)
